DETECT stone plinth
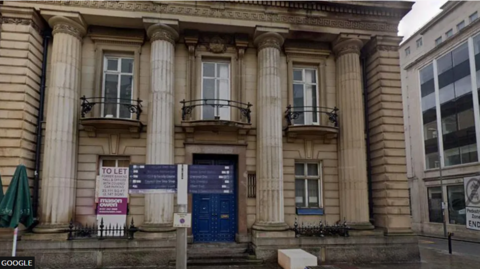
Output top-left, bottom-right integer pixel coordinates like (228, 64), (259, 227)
(278, 249), (318, 269)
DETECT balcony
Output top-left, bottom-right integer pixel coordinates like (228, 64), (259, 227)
(284, 105), (339, 140)
(180, 99), (252, 134)
(80, 96), (143, 136)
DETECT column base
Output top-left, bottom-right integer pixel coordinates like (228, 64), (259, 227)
(138, 223), (176, 238)
(32, 223), (69, 233)
(348, 221), (375, 230)
(252, 222), (290, 231)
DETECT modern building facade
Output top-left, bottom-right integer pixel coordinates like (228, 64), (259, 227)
(400, 1), (480, 240)
(0, 1), (417, 267)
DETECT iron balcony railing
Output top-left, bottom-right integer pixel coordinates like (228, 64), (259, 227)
(285, 105), (339, 127)
(80, 96), (143, 120)
(181, 99), (252, 123)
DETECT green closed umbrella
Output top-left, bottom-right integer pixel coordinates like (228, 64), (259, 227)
(0, 165), (34, 228)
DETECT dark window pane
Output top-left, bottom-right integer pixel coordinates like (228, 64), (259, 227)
(428, 187), (443, 223)
(453, 43), (469, 66)
(203, 63), (215, 77)
(426, 152), (440, 169)
(437, 53), (452, 75)
(295, 164), (304, 176)
(307, 180), (319, 208)
(119, 75), (133, 119)
(420, 64), (434, 84)
(104, 74), (118, 117)
(295, 179), (305, 207)
(121, 58), (133, 73)
(293, 84), (305, 125)
(107, 59), (118, 71)
(448, 185), (466, 225)
(307, 164), (318, 176)
(202, 78), (215, 119)
(293, 70), (303, 81)
(424, 121), (438, 140)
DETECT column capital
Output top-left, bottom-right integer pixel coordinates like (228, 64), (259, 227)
(332, 38), (364, 58)
(49, 16), (86, 40)
(254, 32), (284, 51)
(147, 23), (179, 45)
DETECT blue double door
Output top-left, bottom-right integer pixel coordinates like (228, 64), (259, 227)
(192, 154), (237, 242)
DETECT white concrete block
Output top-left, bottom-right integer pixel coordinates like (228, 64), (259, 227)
(278, 249), (318, 269)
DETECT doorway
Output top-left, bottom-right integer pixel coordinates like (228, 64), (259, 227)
(192, 154), (237, 242)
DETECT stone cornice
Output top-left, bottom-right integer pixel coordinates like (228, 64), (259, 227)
(49, 16), (87, 40)
(254, 32), (284, 51)
(362, 35), (402, 58)
(147, 23), (179, 45)
(88, 26), (145, 45)
(333, 38), (363, 58)
(36, 1), (399, 33)
(1, 17), (41, 34)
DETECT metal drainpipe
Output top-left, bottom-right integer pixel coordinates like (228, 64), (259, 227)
(361, 56), (374, 220)
(32, 28), (52, 221)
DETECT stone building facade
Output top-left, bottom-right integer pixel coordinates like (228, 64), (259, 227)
(400, 1), (480, 241)
(0, 1), (417, 267)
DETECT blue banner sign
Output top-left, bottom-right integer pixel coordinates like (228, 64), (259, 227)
(129, 164), (177, 194)
(188, 165), (234, 194)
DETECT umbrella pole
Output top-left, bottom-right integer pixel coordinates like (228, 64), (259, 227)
(12, 227), (18, 257)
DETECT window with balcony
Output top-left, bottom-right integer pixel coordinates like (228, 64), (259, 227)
(201, 61), (231, 120)
(292, 68), (319, 125)
(295, 162), (323, 214)
(102, 56), (134, 119)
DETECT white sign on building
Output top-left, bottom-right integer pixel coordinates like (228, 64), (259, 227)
(464, 176), (480, 231)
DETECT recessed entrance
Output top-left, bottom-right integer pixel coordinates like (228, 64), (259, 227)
(192, 154), (238, 242)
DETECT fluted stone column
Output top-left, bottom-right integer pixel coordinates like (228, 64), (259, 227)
(253, 32), (288, 231)
(333, 38), (373, 229)
(34, 16), (86, 232)
(142, 24), (179, 232)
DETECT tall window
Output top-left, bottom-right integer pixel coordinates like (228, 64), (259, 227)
(435, 37), (443, 46)
(416, 38), (423, 48)
(470, 11), (478, 23)
(293, 68), (319, 125)
(420, 64), (439, 169)
(202, 61), (230, 120)
(437, 43), (477, 166)
(102, 56), (134, 119)
(295, 163), (322, 208)
(447, 185), (466, 225)
(457, 21), (466, 31)
(427, 187), (443, 223)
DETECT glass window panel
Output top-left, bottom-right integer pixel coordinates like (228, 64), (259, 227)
(295, 179), (305, 207)
(474, 34), (480, 55)
(307, 164), (318, 176)
(428, 187), (443, 223)
(437, 53), (452, 75)
(423, 121), (438, 140)
(311, 85), (318, 123)
(425, 152), (440, 169)
(293, 69), (303, 81)
(460, 144), (478, 164)
(119, 75), (133, 119)
(435, 37), (443, 46)
(293, 84), (305, 125)
(445, 147), (461, 166)
(442, 114), (457, 135)
(458, 109), (475, 130)
(107, 59), (118, 71)
(104, 74), (119, 117)
(307, 180), (319, 208)
(422, 93), (436, 111)
(102, 160), (116, 167)
(470, 12), (478, 23)
(217, 63), (229, 79)
(305, 69), (316, 83)
(448, 185), (466, 225)
(416, 38), (423, 48)
(445, 29), (453, 38)
(202, 78), (215, 120)
(457, 21), (465, 31)
(295, 164), (304, 176)
(453, 43), (469, 66)
(118, 160), (130, 167)
(203, 63), (215, 77)
(439, 83), (455, 104)
(121, 58), (133, 73)
(420, 64), (434, 84)
(217, 79), (230, 120)
(454, 75), (472, 98)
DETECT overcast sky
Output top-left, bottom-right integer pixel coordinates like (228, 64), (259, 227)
(398, 0), (449, 40)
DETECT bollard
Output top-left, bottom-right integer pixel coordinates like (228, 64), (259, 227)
(448, 232), (454, 254)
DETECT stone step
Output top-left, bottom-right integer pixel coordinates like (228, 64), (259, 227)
(189, 252), (252, 259)
(169, 257), (264, 267)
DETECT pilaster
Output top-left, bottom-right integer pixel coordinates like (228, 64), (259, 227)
(253, 30), (289, 231)
(34, 15), (86, 232)
(142, 21), (179, 232)
(333, 36), (373, 229)
(363, 36), (412, 234)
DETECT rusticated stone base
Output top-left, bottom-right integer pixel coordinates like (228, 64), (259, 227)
(253, 234), (420, 264)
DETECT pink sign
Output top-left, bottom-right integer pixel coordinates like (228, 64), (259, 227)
(97, 197), (128, 215)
